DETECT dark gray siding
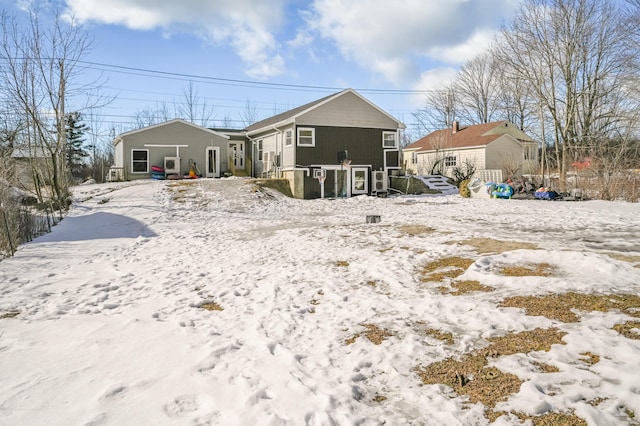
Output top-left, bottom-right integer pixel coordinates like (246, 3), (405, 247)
(295, 126), (393, 169)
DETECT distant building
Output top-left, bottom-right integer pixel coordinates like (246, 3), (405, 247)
(403, 121), (538, 181)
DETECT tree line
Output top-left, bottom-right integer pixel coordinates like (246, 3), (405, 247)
(412, 0), (640, 199)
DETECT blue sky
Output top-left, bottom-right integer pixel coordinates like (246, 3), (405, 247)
(2, 0), (521, 140)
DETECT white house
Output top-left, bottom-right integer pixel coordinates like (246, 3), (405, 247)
(403, 121), (538, 181)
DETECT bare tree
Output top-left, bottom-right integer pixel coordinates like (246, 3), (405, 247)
(496, 0), (633, 183)
(0, 8), (94, 210)
(240, 99), (259, 127)
(174, 81), (216, 127)
(412, 85), (458, 136)
(454, 51), (501, 124)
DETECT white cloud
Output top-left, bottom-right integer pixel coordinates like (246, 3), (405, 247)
(63, 0), (287, 78)
(61, 0), (520, 85)
(409, 67), (458, 108)
(307, 0), (518, 85)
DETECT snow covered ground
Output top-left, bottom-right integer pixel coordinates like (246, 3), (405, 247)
(1, 178), (639, 426)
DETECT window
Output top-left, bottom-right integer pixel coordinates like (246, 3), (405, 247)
(285, 129), (292, 147)
(382, 131), (397, 148)
(131, 149), (148, 173)
(297, 127), (315, 146)
(445, 156), (457, 167)
(257, 139), (263, 161)
(411, 152), (418, 165)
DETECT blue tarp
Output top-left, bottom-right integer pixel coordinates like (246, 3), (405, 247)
(534, 191), (559, 200)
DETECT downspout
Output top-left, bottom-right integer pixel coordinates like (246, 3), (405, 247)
(271, 125), (283, 178)
(246, 134), (256, 178)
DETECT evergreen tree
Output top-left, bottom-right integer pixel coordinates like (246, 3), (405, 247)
(65, 111), (89, 178)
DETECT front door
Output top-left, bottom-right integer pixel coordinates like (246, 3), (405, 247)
(230, 141), (244, 171)
(351, 167), (369, 195)
(205, 146), (220, 178)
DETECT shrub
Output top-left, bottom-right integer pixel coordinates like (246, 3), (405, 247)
(459, 179), (471, 198)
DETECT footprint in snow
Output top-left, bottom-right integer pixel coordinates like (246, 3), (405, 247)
(164, 394), (212, 418)
(102, 385), (127, 400)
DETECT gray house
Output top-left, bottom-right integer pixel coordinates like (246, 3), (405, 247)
(109, 90), (405, 199)
(110, 119), (236, 181)
(246, 89), (406, 198)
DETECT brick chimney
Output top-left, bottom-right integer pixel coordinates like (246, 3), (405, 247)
(452, 121), (459, 133)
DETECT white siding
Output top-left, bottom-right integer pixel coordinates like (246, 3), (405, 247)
(411, 147), (485, 178)
(485, 136), (523, 171)
(114, 141), (124, 168)
(282, 125), (295, 168)
(256, 133), (278, 176)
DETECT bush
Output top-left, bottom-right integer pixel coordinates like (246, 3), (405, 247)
(459, 179), (471, 198)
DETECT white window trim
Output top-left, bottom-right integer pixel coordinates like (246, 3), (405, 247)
(382, 131), (397, 149)
(297, 127), (315, 147)
(445, 155), (457, 167)
(411, 152), (418, 164)
(257, 139), (263, 161)
(131, 149), (149, 173)
(285, 129), (292, 147)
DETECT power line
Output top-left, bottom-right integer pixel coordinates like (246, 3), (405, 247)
(78, 60), (433, 95)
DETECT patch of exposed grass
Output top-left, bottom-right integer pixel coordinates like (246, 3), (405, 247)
(500, 293), (640, 323)
(399, 225), (436, 236)
(415, 328), (565, 410)
(588, 397), (607, 406)
(419, 256), (475, 283)
(449, 280), (495, 295)
(199, 301), (224, 311)
(579, 352), (600, 365)
(372, 393), (387, 403)
(335, 260), (350, 267)
(345, 324), (394, 346)
(485, 328), (567, 356)
(427, 270), (465, 282)
(366, 280), (378, 287)
(455, 238), (539, 254)
(168, 181), (195, 188)
(416, 353), (522, 408)
(531, 361), (560, 373)
(605, 252), (640, 268)
(499, 262), (555, 277)
(613, 321), (640, 340)
(424, 328), (455, 345)
(512, 411), (588, 426)
(0, 311), (19, 319)
(625, 407), (636, 420)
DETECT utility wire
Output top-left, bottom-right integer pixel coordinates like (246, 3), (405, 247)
(78, 60), (433, 95)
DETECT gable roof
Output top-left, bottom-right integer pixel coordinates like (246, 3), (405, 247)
(245, 88), (405, 134)
(114, 119), (230, 144)
(404, 121), (531, 152)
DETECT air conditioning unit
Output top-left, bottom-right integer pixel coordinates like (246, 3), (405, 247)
(164, 157), (180, 174)
(372, 170), (388, 193)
